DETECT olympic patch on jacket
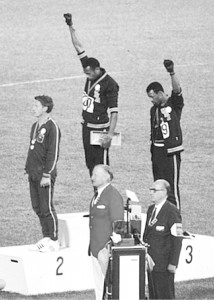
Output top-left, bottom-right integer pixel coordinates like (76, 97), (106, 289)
(156, 225), (165, 231)
(37, 128), (46, 143)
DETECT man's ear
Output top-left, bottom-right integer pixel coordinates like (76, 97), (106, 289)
(43, 106), (48, 113)
(95, 67), (100, 74)
(158, 91), (164, 99)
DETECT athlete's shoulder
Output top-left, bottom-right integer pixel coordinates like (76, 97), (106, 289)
(106, 74), (119, 87)
(46, 118), (60, 132)
(47, 117), (58, 125)
(104, 76), (119, 95)
(169, 90), (184, 103)
(100, 69), (118, 86)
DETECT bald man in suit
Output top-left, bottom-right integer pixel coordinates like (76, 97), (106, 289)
(143, 179), (183, 299)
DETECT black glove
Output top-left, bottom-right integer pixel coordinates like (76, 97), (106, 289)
(164, 59), (174, 73)
(64, 13), (73, 26)
(100, 134), (112, 149)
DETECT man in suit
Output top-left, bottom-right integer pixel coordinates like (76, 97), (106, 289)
(143, 179), (183, 299)
(89, 164), (124, 300)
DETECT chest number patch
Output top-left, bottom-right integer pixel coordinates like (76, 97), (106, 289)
(82, 92), (94, 113)
(160, 118), (170, 139)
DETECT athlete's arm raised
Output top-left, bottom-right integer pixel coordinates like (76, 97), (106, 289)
(64, 13), (84, 54)
(164, 59), (181, 94)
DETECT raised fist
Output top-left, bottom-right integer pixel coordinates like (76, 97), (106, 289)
(64, 13), (73, 26)
(164, 59), (174, 73)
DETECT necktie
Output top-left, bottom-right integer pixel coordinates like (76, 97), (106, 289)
(92, 191), (98, 207)
(149, 207), (157, 226)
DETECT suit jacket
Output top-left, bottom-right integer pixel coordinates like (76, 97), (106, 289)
(89, 184), (124, 257)
(143, 200), (182, 272)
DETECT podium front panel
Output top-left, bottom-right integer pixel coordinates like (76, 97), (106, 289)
(112, 246), (145, 300)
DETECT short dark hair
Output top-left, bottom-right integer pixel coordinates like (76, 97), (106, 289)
(34, 95), (54, 113)
(146, 82), (164, 94)
(84, 57), (100, 70)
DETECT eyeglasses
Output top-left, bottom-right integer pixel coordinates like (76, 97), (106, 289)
(149, 188), (164, 192)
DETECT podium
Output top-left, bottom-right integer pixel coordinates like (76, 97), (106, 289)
(0, 212), (146, 296)
(111, 246), (146, 300)
(0, 212), (147, 295)
(1, 212), (213, 296)
(0, 245), (94, 295)
(0, 212), (94, 295)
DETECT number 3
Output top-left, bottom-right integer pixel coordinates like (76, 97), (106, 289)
(56, 256), (64, 275)
(186, 245), (193, 264)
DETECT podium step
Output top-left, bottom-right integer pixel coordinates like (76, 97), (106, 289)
(1, 212), (213, 295)
(0, 245), (94, 295)
(0, 212), (94, 295)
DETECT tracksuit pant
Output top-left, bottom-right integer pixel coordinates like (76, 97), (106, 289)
(82, 124), (109, 176)
(29, 175), (58, 240)
(151, 145), (181, 210)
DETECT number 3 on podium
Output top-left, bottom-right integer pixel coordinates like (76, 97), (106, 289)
(185, 245), (193, 264)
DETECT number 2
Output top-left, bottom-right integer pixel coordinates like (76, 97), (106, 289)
(56, 256), (64, 275)
(186, 245), (193, 264)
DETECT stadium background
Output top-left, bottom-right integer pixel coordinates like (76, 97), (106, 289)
(0, 0), (214, 298)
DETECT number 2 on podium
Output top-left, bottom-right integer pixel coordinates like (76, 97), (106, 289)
(56, 256), (64, 275)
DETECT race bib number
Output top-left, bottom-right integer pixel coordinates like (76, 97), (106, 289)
(82, 92), (94, 113)
(160, 118), (170, 139)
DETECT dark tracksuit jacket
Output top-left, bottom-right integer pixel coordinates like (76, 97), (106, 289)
(150, 91), (184, 209)
(25, 117), (61, 240)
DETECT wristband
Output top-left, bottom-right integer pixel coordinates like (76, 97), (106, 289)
(42, 173), (51, 178)
(170, 72), (175, 76)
